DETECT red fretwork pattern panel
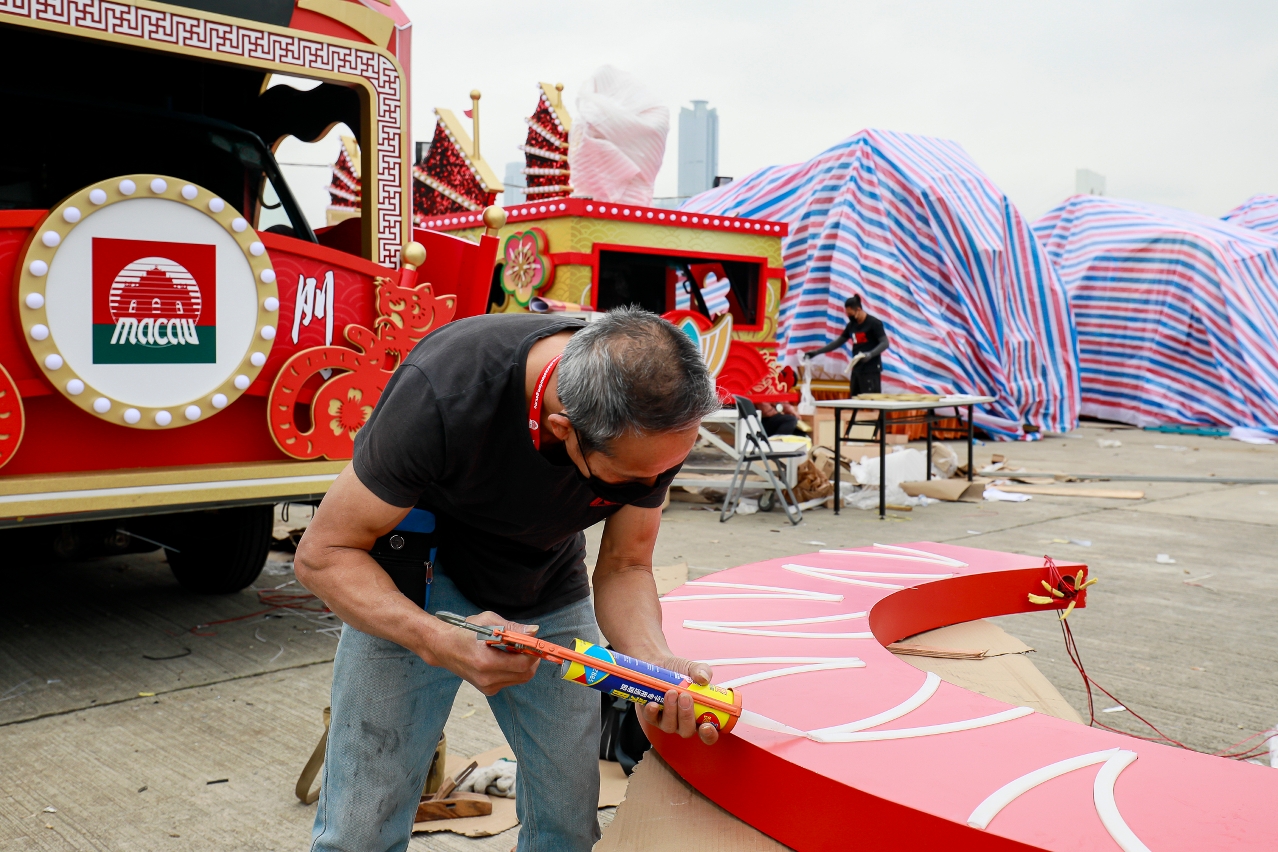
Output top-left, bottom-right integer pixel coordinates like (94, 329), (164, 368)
(0, 0), (405, 265)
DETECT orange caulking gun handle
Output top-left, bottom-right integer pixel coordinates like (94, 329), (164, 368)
(494, 628), (740, 717)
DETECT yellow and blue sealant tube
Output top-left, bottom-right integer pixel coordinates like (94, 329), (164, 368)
(558, 639), (740, 733)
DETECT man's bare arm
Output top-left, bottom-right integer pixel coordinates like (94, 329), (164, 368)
(592, 504), (718, 745)
(294, 466), (540, 695)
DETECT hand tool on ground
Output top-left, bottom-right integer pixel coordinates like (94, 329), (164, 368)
(435, 612), (804, 737)
(415, 760), (492, 821)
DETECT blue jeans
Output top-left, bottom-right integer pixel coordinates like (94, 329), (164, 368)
(311, 572), (602, 852)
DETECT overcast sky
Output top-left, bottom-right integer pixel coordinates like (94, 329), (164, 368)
(382, 0), (1278, 223)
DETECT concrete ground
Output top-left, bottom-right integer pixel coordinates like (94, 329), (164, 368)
(1, 423), (1275, 849)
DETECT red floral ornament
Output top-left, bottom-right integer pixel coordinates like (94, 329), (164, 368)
(501, 228), (555, 306)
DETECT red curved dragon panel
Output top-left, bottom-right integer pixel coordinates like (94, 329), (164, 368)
(649, 543), (1274, 851)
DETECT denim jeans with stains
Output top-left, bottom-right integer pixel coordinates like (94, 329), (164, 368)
(310, 572), (602, 852)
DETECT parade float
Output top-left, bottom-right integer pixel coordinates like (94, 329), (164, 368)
(422, 81), (796, 403)
(0, 0), (501, 590)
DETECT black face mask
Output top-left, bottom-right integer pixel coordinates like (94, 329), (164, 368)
(575, 430), (682, 505)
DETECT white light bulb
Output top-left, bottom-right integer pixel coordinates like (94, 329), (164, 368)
(231, 217), (248, 232)
(93, 397), (111, 414)
(89, 188), (107, 205)
(184, 405), (201, 421)
(41, 231), (60, 247)
(66, 378), (84, 395)
(124, 408), (141, 424)
(250, 352), (267, 367)
(209, 198), (225, 213)
(249, 241), (265, 256)
(234, 375), (250, 390)
(260, 269), (276, 284)
(63, 207), (81, 224)
(25, 292), (44, 309)
(263, 297), (279, 312)
(29, 260), (48, 277)
(260, 326), (276, 340)
(154, 410), (172, 426)
(119, 179), (136, 195)
(30, 324), (49, 341)
(182, 184), (198, 200)
(44, 353), (63, 370)
(211, 393), (228, 409)
(150, 178), (167, 194)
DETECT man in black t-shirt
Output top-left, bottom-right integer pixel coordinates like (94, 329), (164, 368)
(295, 308), (724, 852)
(803, 294), (890, 395)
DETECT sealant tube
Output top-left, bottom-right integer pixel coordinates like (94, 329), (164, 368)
(557, 639), (739, 732)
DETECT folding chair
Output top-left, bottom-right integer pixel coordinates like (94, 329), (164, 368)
(720, 396), (806, 526)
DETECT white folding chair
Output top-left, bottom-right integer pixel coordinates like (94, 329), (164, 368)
(720, 396), (805, 526)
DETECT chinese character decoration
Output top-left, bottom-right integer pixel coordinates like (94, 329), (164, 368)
(268, 249), (456, 460)
(501, 228), (555, 307)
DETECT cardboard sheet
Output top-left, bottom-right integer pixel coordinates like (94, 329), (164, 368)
(413, 747), (630, 837)
(893, 619), (1083, 724)
(594, 752), (789, 852)
(901, 478), (986, 502)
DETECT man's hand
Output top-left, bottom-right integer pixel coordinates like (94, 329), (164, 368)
(638, 656), (719, 745)
(802, 351), (814, 361)
(427, 613), (542, 696)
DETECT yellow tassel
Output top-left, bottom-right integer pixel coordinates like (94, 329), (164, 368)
(1080, 577), (1098, 589)
(1059, 600), (1077, 621)
(1028, 593), (1054, 605)
(1075, 571), (1085, 588)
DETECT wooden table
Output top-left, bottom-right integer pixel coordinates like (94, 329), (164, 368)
(815, 395), (996, 518)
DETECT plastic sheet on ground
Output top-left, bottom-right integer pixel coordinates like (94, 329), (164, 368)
(839, 448), (932, 510)
(1034, 195), (1278, 436)
(681, 128), (1080, 440)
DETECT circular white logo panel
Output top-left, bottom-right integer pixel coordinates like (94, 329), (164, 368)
(16, 175), (280, 429)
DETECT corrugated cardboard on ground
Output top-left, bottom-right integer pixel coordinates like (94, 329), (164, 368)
(414, 747), (629, 837)
(595, 619), (1080, 849)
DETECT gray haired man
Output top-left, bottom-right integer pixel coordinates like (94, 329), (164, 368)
(296, 308), (724, 852)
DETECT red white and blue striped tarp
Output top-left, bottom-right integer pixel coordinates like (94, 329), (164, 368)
(681, 129), (1079, 440)
(1033, 195), (1278, 435)
(1222, 194), (1278, 237)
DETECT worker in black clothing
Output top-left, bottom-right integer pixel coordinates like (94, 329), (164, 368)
(803, 295), (890, 396)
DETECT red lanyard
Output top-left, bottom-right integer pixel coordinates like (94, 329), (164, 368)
(528, 354), (561, 450)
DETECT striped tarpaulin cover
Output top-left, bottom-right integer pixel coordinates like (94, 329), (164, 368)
(1222, 194), (1278, 237)
(1033, 195), (1278, 434)
(681, 129), (1078, 439)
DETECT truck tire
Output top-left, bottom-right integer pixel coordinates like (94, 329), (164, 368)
(165, 505), (274, 594)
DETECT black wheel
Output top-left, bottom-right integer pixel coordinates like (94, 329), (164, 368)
(758, 491), (777, 513)
(163, 505), (274, 594)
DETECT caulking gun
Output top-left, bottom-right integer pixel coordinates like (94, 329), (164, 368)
(436, 611), (803, 736)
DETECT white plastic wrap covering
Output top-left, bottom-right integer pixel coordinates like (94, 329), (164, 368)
(568, 65), (669, 205)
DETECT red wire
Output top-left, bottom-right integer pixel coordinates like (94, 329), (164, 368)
(189, 587), (330, 636)
(1048, 554), (1274, 762)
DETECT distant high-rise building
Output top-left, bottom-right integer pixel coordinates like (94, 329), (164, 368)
(504, 161), (527, 206)
(678, 100), (719, 198)
(1076, 168), (1106, 196)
